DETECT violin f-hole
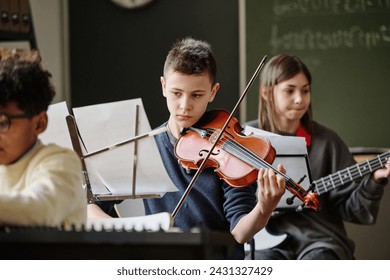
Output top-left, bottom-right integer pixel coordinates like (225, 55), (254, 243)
(199, 149), (220, 157)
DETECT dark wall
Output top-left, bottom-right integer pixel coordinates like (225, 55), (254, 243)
(245, 0), (390, 260)
(245, 0), (390, 148)
(68, 0), (239, 129)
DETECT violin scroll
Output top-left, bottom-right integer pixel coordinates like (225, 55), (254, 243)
(304, 191), (320, 211)
(285, 183), (320, 211)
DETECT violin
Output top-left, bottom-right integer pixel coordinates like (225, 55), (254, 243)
(174, 109), (320, 211)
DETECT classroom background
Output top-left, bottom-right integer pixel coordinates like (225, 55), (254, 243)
(1, 0), (389, 259)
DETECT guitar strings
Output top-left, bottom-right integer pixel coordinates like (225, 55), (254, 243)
(315, 152), (389, 194)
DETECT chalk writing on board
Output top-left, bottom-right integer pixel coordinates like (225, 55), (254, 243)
(273, 0), (390, 16)
(270, 24), (390, 52)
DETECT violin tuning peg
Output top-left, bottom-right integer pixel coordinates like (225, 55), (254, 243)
(286, 195), (296, 205)
(297, 174), (307, 184)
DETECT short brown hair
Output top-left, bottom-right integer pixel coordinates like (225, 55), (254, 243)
(163, 37), (217, 85)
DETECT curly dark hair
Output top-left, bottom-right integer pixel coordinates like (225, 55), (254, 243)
(0, 48), (55, 116)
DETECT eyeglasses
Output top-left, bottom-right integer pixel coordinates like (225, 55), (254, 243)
(0, 113), (32, 134)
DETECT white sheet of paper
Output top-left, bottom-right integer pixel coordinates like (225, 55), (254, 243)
(40, 101), (73, 149)
(244, 126), (312, 209)
(244, 126), (308, 154)
(72, 99), (178, 196)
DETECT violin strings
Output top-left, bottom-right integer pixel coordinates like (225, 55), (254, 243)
(204, 129), (307, 197)
(224, 137), (307, 197)
(205, 128), (278, 171)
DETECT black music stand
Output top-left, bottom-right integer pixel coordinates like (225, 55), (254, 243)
(66, 99), (177, 204)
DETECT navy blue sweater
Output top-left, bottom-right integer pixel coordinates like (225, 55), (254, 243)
(143, 124), (258, 259)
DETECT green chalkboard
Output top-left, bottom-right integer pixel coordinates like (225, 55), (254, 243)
(245, 0), (390, 148)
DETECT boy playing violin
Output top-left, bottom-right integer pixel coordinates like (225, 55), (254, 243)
(89, 37), (286, 259)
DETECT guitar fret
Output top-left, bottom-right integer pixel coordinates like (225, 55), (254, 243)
(329, 174), (336, 190)
(356, 163), (363, 177)
(366, 160), (373, 172)
(361, 162), (367, 172)
(333, 173), (342, 186)
(340, 169), (351, 184)
(313, 151), (389, 196)
(344, 169), (351, 181)
(321, 177), (327, 193)
(314, 183), (320, 194)
(350, 168), (360, 180)
(338, 171), (344, 185)
(378, 155), (384, 167)
(347, 167), (353, 180)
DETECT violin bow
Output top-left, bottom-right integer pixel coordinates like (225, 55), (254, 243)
(171, 56), (268, 221)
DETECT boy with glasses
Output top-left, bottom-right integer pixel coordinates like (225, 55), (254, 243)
(0, 48), (86, 227)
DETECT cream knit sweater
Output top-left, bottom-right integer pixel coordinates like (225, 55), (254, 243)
(0, 140), (87, 227)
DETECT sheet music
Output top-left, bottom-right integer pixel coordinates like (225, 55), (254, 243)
(244, 126), (308, 154)
(40, 101), (73, 149)
(244, 126), (312, 210)
(72, 99), (178, 196)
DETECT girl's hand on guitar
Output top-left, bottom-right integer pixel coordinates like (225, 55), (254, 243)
(256, 164), (286, 215)
(372, 157), (390, 184)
